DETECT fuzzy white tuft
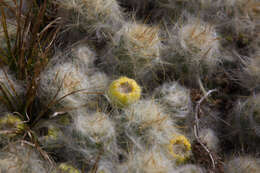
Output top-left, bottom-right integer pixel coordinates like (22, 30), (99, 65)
(232, 93), (260, 139)
(124, 99), (176, 131)
(108, 22), (162, 77)
(224, 156), (260, 173)
(175, 164), (205, 173)
(0, 144), (49, 173)
(118, 148), (174, 173)
(199, 128), (219, 152)
(96, 159), (117, 173)
(74, 112), (115, 144)
(54, 0), (123, 38)
(179, 20), (221, 67)
(154, 82), (191, 118)
(38, 58), (109, 110)
(123, 99), (183, 157)
(240, 52), (260, 88)
(0, 68), (24, 111)
(225, 0), (259, 20)
(71, 45), (97, 71)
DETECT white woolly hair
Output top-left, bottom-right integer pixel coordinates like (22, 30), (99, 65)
(245, 54), (260, 80)
(124, 99), (174, 130)
(147, 119), (181, 147)
(199, 128), (219, 152)
(38, 58), (109, 110)
(71, 44), (97, 71)
(117, 22), (161, 59)
(0, 67), (24, 111)
(185, 104), (222, 134)
(178, 18), (221, 67)
(108, 22), (161, 77)
(123, 99), (182, 151)
(74, 111), (116, 144)
(224, 0), (242, 6)
(233, 93), (260, 138)
(0, 68), (24, 96)
(175, 164), (206, 173)
(197, 0), (222, 7)
(54, 0), (123, 37)
(224, 0), (259, 19)
(0, 143), (49, 173)
(224, 156), (260, 173)
(154, 81), (191, 118)
(118, 147), (174, 173)
(96, 159), (117, 173)
(240, 51), (260, 88)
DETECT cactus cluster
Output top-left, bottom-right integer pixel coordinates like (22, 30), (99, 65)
(0, 0), (259, 172)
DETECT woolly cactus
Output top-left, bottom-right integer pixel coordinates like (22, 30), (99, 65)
(0, 144), (49, 173)
(54, 0), (123, 39)
(124, 99), (168, 129)
(96, 159), (116, 173)
(232, 93), (260, 142)
(74, 112), (116, 145)
(123, 98), (185, 159)
(224, 156), (260, 173)
(167, 134), (192, 164)
(123, 99), (178, 137)
(71, 45), (97, 71)
(1, 0), (260, 172)
(118, 148), (174, 173)
(162, 17), (224, 83)
(39, 57), (109, 110)
(245, 53), (260, 81)
(179, 20), (221, 67)
(199, 128), (219, 152)
(225, 0), (260, 19)
(175, 164), (205, 173)
(239, 52), (260, 89)
(107, 76), (141, 107)
(109, 23), (161, 77)
(154, 81), (191, 118)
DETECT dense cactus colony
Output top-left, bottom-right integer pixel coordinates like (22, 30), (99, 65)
(0, 0), (259, 172)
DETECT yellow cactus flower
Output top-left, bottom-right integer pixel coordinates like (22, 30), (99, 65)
(108, 77), (141, 107)
(45, 126), (59, 140)
(0, 114), (25, 136)
(168, 135), (191, 164)
(57, 163), (80, 173)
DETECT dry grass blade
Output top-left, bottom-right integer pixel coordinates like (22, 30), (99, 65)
(0, 0), (61, 126)
(0, 6), (12, 53)
(0, 48), (8, 63)
(0, 82), (16, 110)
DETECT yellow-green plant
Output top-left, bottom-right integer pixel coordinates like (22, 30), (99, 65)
(107, 76), (141, 107)
(168, 134), (191, 164)
(55, 163), (80, 173)
(0, 113), (25, 137)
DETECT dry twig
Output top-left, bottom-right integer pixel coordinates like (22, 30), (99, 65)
(193, 89), (217, 170)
